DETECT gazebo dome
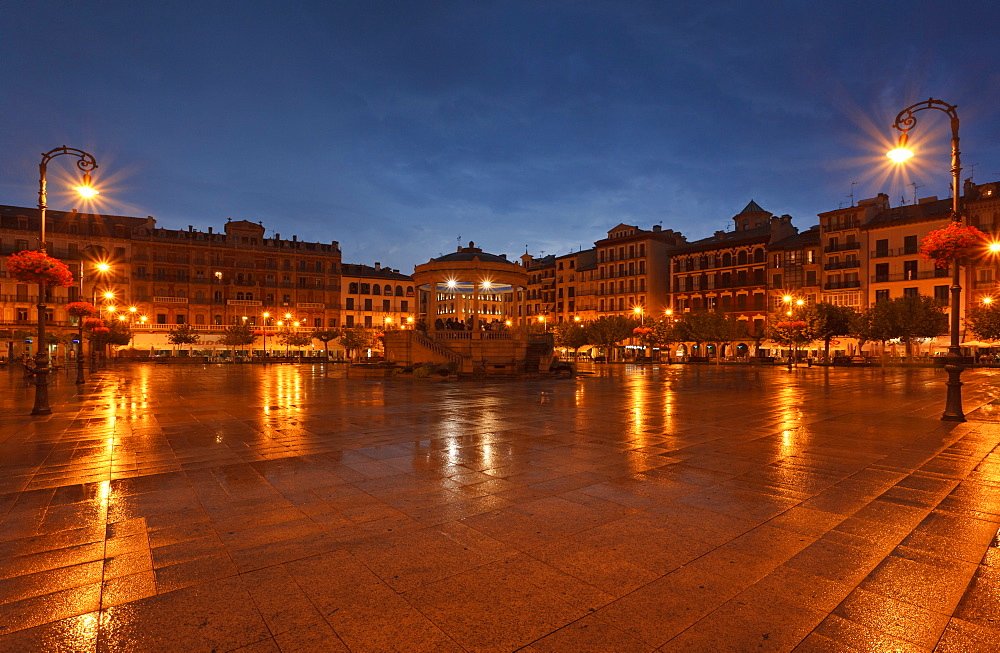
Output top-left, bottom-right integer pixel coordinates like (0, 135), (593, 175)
(430, 241), (517, 266)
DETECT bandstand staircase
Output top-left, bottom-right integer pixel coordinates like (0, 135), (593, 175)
(411, 331), (465, 366)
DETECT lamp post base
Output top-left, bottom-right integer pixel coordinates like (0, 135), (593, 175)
(941, 362), (966, 422)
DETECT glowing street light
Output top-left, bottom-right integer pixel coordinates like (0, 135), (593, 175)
(889, 98), (966, 420)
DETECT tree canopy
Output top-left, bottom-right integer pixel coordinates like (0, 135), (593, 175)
(584, 316), (637, 352)
(966, 303), (1000, 342)
(217, 324), (257, 348)
(852, 296), (947, 354)
(167, 324), (201, 346)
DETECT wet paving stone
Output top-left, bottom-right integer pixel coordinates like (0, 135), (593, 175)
(1, 362), (1000, 651)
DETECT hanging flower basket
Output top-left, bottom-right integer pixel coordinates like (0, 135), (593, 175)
(82, 317), (105, 330)
(66, 301), (98, 318)
(5, 250), (75, 287)
(920, 223), (988, 269)
(91, 326), (111, 335)
(632, 326), (653, 335)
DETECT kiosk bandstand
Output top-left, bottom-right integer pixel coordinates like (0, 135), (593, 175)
(383, 242), (553, 374)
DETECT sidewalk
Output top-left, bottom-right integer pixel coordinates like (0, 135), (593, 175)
(0, 364), (998, 651)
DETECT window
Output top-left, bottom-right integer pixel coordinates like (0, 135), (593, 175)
(214, 315), (223, 325)
(346, 315), (354, 327)
(875, 263), (889, 283)
(383, 300), (391, 311)
(772, 274), (782, 288)
(806, 270), (817, 286)
(16, 308), (28, 321)
(373, 284), (381, 295)
(346, 298), (354, 310)
(328, 318), (338, 327)
(364, 315), (372, 327)
(903, 260), (918, 280)
(875, 289), (890, 303)
(314, 318), (322, 327)
(349, 283), (358, 293)
(176, 314), (186, 324)
(156, 314), (167, 324)
(903, 235), (918, 255)
(903, 287), (918, 298)
(400, 300), (408, 312)
(364, 299), (372, 311)
(934, 285), (949, 302)
(875, 239), (889, 257)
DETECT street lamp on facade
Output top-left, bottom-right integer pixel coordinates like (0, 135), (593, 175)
(888, 98), (965, 421)
(32, 147), (99, 415)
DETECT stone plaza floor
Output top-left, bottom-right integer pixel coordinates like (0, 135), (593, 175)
(0, 362), (999, 652)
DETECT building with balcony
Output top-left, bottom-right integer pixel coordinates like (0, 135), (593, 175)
(668, 201), (798, 339)
(593, 223), (685, 319)
(340, 262), (415, 329)
(1, 205), (344, 354)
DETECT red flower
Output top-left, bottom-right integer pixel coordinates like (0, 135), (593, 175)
(83, 317), (105, 330)
(920, 223), (988, 269)
(6, 250), (75, 287)
(66, 301), (98, 318)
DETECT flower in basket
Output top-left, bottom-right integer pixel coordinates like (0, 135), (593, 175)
(920, 222), (988, 269)
(5, 250), (75, 287)
(632, 326), (653, 335)
(82, 317), (105, 330)
(91, 326), (111, 335)
(66, 301), (98, 318)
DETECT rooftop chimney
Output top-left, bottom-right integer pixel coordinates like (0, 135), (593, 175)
(652, 225), (662, 232)
(374, 262), (381, 270)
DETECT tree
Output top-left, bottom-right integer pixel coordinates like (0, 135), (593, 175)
(584, 316), (637, 360)
(852, 296), (947, 358)
(167, 324), (201, 352)
(277, 328), (313, 355)
(675, 311), (746, 362)
(217, 324), (257, 355)
(552, 322), (589, 359)
(802, 303), (856, 361)
(339, 326), (375, 361)
(312, 328), (342, 358)
(967, 303), (1000, 342)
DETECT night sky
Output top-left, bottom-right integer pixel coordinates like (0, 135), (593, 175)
(3, 1), (998, 270)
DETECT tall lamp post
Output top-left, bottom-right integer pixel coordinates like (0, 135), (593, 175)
(32, 147), (99, 415)
(887, 98), (965, 421)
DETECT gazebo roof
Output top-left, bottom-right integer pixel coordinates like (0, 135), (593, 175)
(430, 242), (516, 266)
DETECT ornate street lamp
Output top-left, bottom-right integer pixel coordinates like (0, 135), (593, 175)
(32, 147), (99, 415)
(889, 98), (964, 421)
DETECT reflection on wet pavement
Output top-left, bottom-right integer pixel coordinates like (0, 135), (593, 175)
(0, 363), (998, 651)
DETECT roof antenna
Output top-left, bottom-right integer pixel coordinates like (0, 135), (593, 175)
(969, 162), (978, 182)
(909, 182), (923, 205)
(847, 181), (858, 207)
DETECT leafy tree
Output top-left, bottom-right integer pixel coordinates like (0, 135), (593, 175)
(312, 328), (342, 358)
(277, 328), (313, 354)
(552, 322), (589, 359)
(167, 324), (201, 347)
(802, 303), (856, 361)
(90, 319), (133, 348)
(967, 303), (1000, 342)
(584, 315), (637, 360)
(675, 311), (746, 362)
(217, 324), (257, 353)
(339, 326), (375, 360)
(852, 296), (947, 357)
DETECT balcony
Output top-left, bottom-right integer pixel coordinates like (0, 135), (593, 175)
(870, 271), (945, 283)
(227, 299), (262, 306)
(824, 260), (861, 271)
(822, 221), (860, 233)
(824, 242), (861, 253)
(824, 280), (861, 290)
(297, 302), (325, 309)
(153, 296), (189, 304)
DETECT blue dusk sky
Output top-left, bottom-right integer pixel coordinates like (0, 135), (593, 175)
(2, 1), (998, 270)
